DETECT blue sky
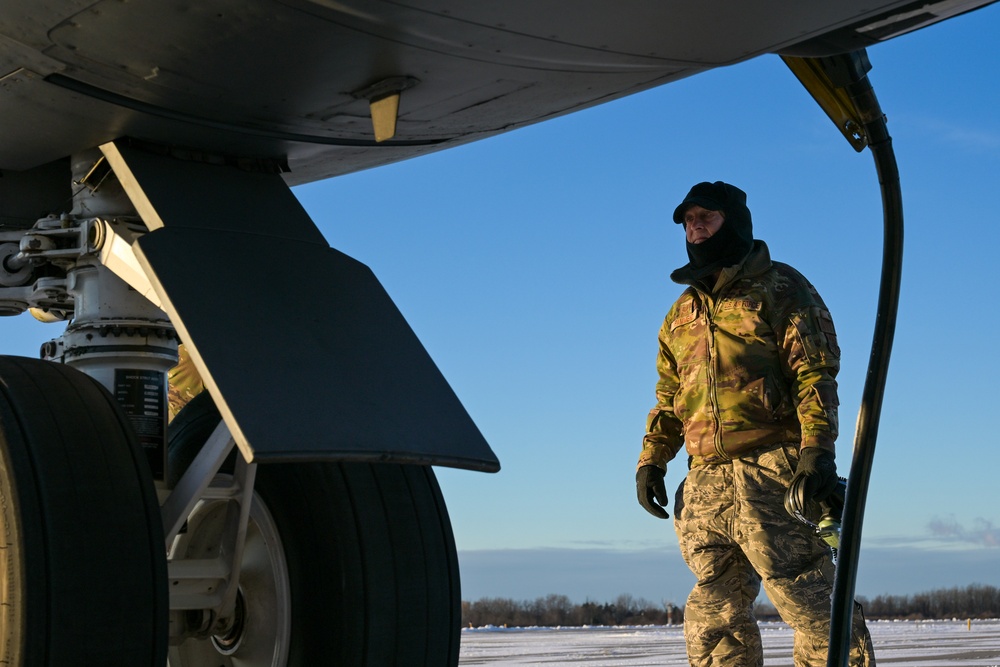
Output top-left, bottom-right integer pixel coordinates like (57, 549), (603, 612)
(3, 6), (999, 606)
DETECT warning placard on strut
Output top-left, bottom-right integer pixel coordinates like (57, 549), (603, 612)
(115, 368), (167, 479)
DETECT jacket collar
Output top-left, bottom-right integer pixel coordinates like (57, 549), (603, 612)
(670, 240), (772, 294)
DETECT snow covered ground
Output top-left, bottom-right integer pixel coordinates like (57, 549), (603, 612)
(460, 619), (1000, 665)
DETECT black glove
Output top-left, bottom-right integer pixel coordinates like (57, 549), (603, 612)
(784, 447), (839, 520)
(636, 465), (669, 519)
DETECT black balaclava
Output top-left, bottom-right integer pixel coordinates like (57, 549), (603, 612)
(672, 181), (754, 280)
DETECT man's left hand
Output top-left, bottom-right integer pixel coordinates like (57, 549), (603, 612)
(784, 447), (838, 518)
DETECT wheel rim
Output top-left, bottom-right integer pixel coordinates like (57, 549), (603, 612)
(168, 483), (291, 667)
(0, 442), (26, 666)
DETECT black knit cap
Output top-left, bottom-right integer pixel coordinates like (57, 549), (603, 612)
(672, 181), (748, 224)
(671, 181), (755, 279)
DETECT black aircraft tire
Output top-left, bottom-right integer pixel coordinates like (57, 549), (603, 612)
(167, 393), (462, 666)
(0, 356), (168, 666)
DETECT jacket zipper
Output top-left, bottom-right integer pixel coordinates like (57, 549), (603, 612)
(703, 291), (728, 461)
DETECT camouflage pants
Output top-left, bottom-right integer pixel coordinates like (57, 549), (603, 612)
(674, 443), (875, 667)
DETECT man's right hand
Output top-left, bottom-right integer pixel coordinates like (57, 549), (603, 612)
(636, 465), (669, 519)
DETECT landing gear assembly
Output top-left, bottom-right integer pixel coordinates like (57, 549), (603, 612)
(0, 145), (490, 666)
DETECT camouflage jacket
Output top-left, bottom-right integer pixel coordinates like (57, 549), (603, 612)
(638, 241), (840, 470)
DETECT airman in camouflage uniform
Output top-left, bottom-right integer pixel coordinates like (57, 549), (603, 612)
(636, 182), (875, 667)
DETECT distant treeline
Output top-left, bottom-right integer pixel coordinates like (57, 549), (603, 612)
(462, 594), (681, 628)
(462, 585), (1000, 628)
(857, 584), (1000, 620)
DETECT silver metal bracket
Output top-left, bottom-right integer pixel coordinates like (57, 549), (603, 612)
(164, 418), (258, 628)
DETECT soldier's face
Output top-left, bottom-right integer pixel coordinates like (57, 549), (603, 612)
(683, 206), (725, 244)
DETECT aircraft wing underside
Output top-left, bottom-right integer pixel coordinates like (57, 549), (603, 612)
(2, 0), (995, 189)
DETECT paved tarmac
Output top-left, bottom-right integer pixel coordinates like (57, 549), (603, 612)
(459, 619), (1000, 665)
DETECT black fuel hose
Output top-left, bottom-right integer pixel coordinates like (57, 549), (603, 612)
(827, 58), (903, 667)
